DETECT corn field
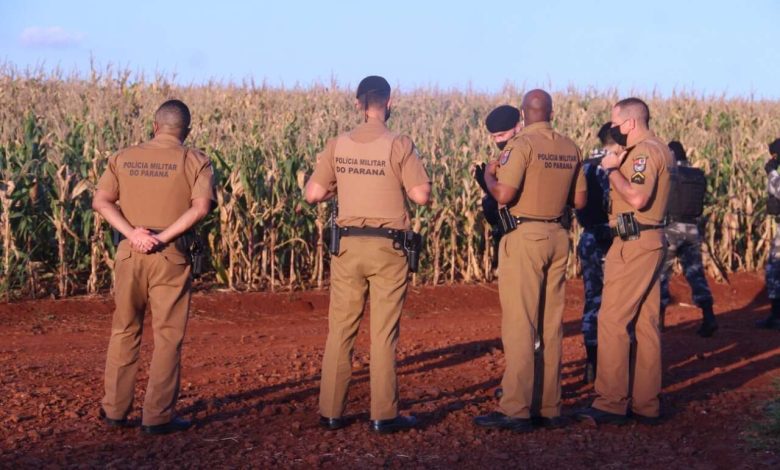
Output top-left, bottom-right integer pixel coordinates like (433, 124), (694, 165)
(0, 66), (778, 299)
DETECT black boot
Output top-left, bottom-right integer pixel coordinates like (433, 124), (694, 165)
(696, 301), (718, 337)
(756, 299), (780, 330)
(584, 345), (597, 384)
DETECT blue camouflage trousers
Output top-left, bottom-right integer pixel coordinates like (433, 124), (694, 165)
(578, 226), (612, 347)
(660, 222), (713, 309)
(765, 231), (780, 299)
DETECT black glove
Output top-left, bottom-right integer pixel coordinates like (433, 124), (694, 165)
(766, 158), (779, 174)
(474, 163), (489, 193)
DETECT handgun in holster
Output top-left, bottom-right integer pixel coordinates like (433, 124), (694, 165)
(615, 212), (641, 241)
(327, 201), (340, 255)
(175, 232), (206, 278)
(393, 230), (423, 273)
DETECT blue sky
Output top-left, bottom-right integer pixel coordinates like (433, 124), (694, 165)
(1, 0), (778, 98)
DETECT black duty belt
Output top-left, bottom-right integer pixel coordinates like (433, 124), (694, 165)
(339, 226), (400, 240)
(666, 215), (699, 225)
(610, 223), (665, 239)
(514, 216), (563, 224)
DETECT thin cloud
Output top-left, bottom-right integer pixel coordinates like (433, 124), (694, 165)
(19, 26), (85, 48)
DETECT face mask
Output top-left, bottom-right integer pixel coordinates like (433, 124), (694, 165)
(496, 141), (508, 150)
(609, 125), (628, 147)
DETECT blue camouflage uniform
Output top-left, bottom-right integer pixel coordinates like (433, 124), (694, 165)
(766, 169), (780, 299)
(659, 220), (714, 309)
(575, 150), (612, 347)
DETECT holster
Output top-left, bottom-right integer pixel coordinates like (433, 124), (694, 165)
(497, 207), (517, 235)
(337, 226), (423, 273)
(393, 230), (423, 273)
(615, 212), (641, 241)
(610, 212), (665, 241)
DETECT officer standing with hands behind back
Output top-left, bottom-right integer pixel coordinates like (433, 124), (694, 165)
(93, 99), (216, 435)
(304, 76), (431, 433)
(474, 89), (587, 432)
(576, 98), (674, 426)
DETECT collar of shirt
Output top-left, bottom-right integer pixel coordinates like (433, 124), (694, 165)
(350, 117), (389, 143)
(149, 133), (184, 148)
(521, 121), (552, 133)
(626, 128), (655, 150)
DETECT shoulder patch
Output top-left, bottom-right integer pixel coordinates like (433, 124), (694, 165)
(631, 172), (646, 184)
(633, 156), (647, 173)
(499, 149), (512, 165)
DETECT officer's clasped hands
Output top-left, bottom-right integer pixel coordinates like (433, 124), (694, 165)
(128, 227), (162, 254)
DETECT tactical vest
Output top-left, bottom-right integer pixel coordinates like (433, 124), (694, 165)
(333, 131), (406, 225)
(667, 165), (706, 219)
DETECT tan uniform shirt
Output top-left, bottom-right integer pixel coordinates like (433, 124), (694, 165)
(310, 117), (430, 230)
(609, 131), (673, 225)
(496, 121), (586, 219)
(97, 134), (216, 230)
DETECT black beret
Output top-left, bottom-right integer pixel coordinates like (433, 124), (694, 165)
(356, 75), (391, 98)
(770, 138), (780, 156)
(485, 105), (520, 133)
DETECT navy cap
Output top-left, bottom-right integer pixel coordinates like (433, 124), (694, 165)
(770, 138), (780, 157)
(668, 141), (687, 162)
(485, 105), (520, 133)
(356, 75), (391, 98)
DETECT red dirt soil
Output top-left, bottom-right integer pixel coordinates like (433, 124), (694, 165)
(1, 272), (779, 468)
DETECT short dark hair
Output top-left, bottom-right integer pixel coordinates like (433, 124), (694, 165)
(597, 122), (614, 146)
(155, 99), (191, 129)
(356, 75), (391, 110)
(615, 97), (650, 127)
(668, 141), (687, 162)
(358, 91), (390, 110)
(770, 138), (780, 157)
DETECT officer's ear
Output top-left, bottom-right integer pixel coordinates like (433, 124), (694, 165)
(181, 127), (191, 142)
(354, 98), (362, 111)
(152, 121), (159, 136)
(386, 97), (393, 111)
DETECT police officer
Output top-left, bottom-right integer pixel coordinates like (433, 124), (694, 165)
(576, 98), (673, 425)
(304, 76), (431, 433)
(474, 89), (587, 432)
(93, 99), (215, 434)
(576, 123), (615, 384)
(660, 141), (717, 337)
(475, 105), (522, 269)
(759, 138), (780, 330)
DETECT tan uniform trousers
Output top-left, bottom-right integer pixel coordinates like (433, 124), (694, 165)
(102, 244), (192, 426)
(497, 222), (569, 419)
(593, 229), (666, 418)
(319, 236), (409, 421)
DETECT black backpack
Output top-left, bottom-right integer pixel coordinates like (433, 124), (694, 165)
(668, 166), (706, 218)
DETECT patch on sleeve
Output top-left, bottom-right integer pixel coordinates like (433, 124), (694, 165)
(499, 149), (512, 165)
(633, 156), (647, 173)
(631, 172), (646, 184)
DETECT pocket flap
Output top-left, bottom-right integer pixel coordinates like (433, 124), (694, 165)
(521, 232), (549, 242)
(162, 252), (189, 265)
